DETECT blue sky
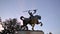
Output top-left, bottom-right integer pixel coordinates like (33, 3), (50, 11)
(0, 0), (60, 34)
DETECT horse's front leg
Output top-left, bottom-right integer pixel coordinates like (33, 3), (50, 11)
(40, 22), (43, 26)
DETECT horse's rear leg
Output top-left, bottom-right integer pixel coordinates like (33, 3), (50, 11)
(32, 24), (35, 31)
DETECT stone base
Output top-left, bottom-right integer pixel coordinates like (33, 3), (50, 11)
(15, 30), (44, 34)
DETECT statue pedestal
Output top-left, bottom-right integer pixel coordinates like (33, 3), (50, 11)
(15, 30), (44, 34)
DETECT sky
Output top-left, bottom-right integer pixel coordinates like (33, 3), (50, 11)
(0, 0), (60, 34)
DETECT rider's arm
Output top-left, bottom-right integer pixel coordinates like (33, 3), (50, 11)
(28, 10), (33, 16)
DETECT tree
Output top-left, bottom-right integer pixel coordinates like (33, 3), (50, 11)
(1, 18), (21, 34)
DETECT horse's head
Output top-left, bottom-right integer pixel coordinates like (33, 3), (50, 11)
(34, 15), (41, 20)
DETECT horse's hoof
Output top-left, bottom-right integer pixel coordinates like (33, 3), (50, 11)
(40, 23), (43, 26)
(32, 28), (34, 31)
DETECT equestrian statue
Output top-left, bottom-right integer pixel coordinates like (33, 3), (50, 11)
(20, 9), (43, 31)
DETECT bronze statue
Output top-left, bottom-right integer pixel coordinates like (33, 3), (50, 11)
(20, 10), (43, 30)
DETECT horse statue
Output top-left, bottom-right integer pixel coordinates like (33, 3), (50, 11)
(20, 10), (43, 30)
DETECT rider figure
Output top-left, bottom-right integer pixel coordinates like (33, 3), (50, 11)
(28, 10), (33, 18)
(28, 10), (42, 24)
(28, 10), (36, 19)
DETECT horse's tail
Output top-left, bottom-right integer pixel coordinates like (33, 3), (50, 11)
(20, 16), (24, 20)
